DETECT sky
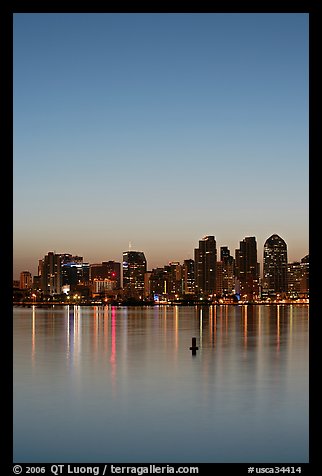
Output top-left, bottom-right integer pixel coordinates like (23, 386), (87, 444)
(13, 13), (309, 280)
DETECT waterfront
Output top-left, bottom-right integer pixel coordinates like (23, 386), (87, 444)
(13, 304), (309, 463)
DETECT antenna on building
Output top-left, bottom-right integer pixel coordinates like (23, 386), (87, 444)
(129, 241), (132, 251)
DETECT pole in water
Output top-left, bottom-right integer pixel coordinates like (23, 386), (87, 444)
(189, 337), (199, 355)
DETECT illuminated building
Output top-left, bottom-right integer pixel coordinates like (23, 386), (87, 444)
(300, 254), (309, 295)
(20, 271), (32, 289)
(220, 246), (235, 296)
(288, 254), (309, 298)
(61, 261), (90, 289)
(194, 236), (217, 297)
(235, 237), (260, 300)
(89, 261), (121, 289)
(183, 259), (195, 294)
(92, 278), (115, 294)
(263, 234), (288, 297)
(144, 271), (152, 298)
(149, 267), (166, 299)
(122, 250), (147, 299)
(39, 252), (62, 295)
(163, 262), (183, 298)
(38, 252), (89, 295)
(216, 261), (223, 295)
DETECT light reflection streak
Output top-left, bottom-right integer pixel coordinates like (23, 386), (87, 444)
(73, 305), (81, 368)
(103, 305), (109, 355)
(174, 306), (178, 352)
(67, 305), (74, 365)
(276, 305), (280, 353)
(224, 305), (228, 336)
(31, 305), (36, 366)
(199, 307), (203, 348)
(219, 305), (223, 346)
(213, 305), (217, 347)
(110, 306), (116, 389)
(243, 305), (248, 349)
(258, 304), (262, 351)
(209, 305), (213, 346)
(66, 305), (70, 358)
(93, 306), (99, 358)
(290, 304), (293, 336)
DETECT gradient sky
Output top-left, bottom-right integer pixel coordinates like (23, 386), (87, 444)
(13, 13), (309, 279)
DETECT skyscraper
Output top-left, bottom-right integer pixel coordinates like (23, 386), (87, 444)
(235, 237), (260, 299)
(263, 234), (288, 297)
(20, 271), (32, 289)
(194, 236), (217, 297)
(183, 259), (195, 294)
(288, 258), (309, 298)
(122, 250), (147, 299)
(89, 261), (121, 289)
(220, 247), (235, 296)
(39, 252), (62, 295)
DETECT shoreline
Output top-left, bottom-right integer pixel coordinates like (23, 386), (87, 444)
(13, 301), (309, 308)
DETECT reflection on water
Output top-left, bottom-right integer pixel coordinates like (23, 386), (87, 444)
(13, 305), (309, 463)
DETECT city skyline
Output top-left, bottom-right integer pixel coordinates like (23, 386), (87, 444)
(13, 231), (308, 281)
(13, 13), (309, 279)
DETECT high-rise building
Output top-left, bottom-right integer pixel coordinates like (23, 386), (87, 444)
(287, 254), (309, 298)
(149, 267), (166, 298)
(300, 255), (309, 296)
(61, 261), (90, 290)
(220, 247), (235, 296)
(194, 236), (217, 297)
(216, 261), (223, 295)
(183, 259), (195, 294)
(20, 271), (32, 289)
(235, 237), (260, 299)
(144, 271), (152, 298)
(39, 252), (89, 295)
(263, 234), (288, 297)
(122, 250), (147, 299)
(89, 261), (121, 289)
(39, 252), (62, 295)
(163, 262), (183, 298)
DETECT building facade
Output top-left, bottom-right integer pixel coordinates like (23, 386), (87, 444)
(89, 261), (121, 289)
(183, 259), (195, 294)
(39, 252), (62, 295)
(288, 254), (309, 298)
(20, 271), (32, 289)
(122, 250), (147, 299)
(263, 234), (288, 297)
(235, 237), (260, 300)
(220, 247), (235, 296)
(194, 236), (217, 297)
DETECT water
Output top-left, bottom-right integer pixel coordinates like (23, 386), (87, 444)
(13, 304), (309, 463)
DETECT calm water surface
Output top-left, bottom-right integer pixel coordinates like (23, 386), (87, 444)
(13, 304), (309, 463)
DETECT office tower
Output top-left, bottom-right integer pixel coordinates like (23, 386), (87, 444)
(39, 252), (62, 295)
(32, 276), (41, 290)
(61, 261), (90, 290)
(216, 261), (223, 295)
(183, 259), (195, 294)
(163, 262), (183, 298)
(220, 247), (235, 296)
(144, 271), (152, 298)
(300, 255), (309, 296)
(90, 261), (121, 289)
(20, 271), (32, 289)
(263, 234), (288, 297)
(122, 250), (147, 299)
(235, 237), (260, 299)
(149, 267), (166, 298)
(194, 236), (217, 297)
(287, 254), (309, 298)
